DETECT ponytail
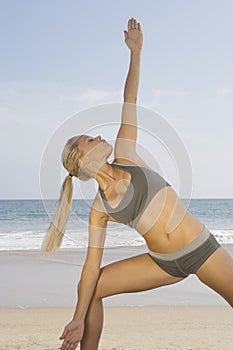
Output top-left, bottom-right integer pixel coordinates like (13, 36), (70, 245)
(41, 175), (73, 253)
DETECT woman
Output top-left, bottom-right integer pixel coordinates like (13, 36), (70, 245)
(41, 18), (233, 350)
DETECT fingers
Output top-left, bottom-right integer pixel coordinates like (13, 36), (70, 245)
(59, 331), (81, 349)
(60, 339), (79, 350)
(59, 328), (68, 340)
(60, 342), (79, 350)
(127, 17), (141, 31)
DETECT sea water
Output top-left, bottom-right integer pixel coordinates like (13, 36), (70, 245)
(0, 199), (233, 251)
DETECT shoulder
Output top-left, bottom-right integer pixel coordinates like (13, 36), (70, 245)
(90, 191), (119, 224)
(112, 158), (136, 165)
(90, 192), (109, 222)
(90, 189), (122, 225)
(112, 157), (150, 168)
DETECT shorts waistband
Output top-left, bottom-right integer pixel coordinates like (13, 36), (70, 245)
(148, 225), (210, 261)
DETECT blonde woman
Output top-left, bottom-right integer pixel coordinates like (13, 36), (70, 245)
(41, 18), (233, 350)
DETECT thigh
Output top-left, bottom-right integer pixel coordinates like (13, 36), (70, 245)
(195, 247), (233, 307)
(95, 253), (184, 299)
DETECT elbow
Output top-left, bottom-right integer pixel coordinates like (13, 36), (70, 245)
(124, 96), (137, 104)
(77, 280), (81, 290)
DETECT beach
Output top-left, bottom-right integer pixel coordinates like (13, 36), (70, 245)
(1, 245), (233, 349)
(0, 306), (233, 350)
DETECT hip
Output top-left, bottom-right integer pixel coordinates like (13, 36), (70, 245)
(148, 226), (221, 277)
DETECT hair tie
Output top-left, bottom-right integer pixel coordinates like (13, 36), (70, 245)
(68, 173), (73, 177)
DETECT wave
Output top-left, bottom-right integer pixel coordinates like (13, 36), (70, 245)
(0, 228), (233, 251)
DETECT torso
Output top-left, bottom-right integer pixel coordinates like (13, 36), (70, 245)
(97, 161), (204, 254)
(135, 186), (204, 253)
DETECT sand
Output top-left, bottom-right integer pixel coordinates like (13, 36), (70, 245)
(1, 245), (233, 349)
(0, 306), (233, 350)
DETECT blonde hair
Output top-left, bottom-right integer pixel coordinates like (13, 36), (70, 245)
(41, 135), (90, 253)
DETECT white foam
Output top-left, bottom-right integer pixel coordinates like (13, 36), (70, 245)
(0, 228), (232, 251)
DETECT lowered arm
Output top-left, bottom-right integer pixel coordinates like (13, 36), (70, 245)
(72, 209), (107, 321)
(59, 197), (108, 348)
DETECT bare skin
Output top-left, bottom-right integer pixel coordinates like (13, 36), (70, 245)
(59, 18), (233, 350)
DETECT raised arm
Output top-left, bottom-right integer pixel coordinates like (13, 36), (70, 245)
(123, 18), (143, 102)
(114, 18), (144, 164)
(59, 199), (108, 349)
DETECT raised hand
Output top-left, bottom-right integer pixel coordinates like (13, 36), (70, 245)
(124, 17), (143, 53)
(59, 318), (84, 350)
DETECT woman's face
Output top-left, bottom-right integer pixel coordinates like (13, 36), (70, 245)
(77, 135), (112, 163)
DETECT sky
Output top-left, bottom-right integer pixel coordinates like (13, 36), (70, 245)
(0, 0), (233, 199)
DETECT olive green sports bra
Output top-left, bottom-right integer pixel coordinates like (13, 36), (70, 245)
(99, 162), (171, 229)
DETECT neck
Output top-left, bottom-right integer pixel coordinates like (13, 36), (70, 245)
(95, 162), (122, 193)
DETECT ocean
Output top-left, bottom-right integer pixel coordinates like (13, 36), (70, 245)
(0, 199), (233, 251)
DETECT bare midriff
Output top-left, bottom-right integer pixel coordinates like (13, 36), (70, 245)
(136, 186), (204, 254)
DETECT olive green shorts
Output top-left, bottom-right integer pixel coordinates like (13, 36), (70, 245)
(148, 226), (220, 277)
